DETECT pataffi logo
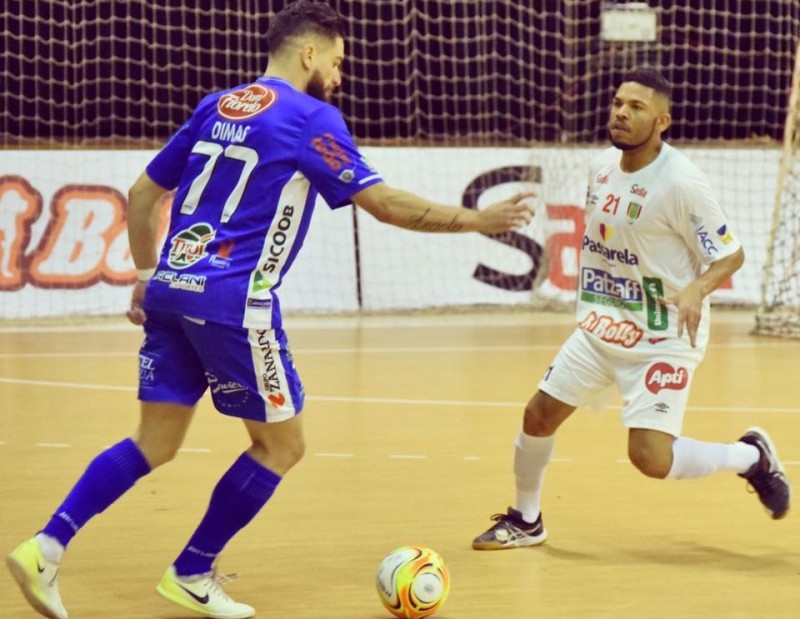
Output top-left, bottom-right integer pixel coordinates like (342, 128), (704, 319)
(218, 84), (278, 120)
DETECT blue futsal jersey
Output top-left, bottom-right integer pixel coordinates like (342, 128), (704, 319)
(143, 77), (383, 328)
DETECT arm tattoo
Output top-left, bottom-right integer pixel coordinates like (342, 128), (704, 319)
(408, 207), (464, 232)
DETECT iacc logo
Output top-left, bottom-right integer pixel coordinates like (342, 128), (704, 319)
(695, 226), (718, 256)
(599, 223), (613, 241)
(218, 83), (278, 120)
(717, 224), (733, 245)
(168, 223), (216, 269)
(645, 362), (688, 394)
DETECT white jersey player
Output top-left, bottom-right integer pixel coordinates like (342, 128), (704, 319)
(473, 68), (790, 551)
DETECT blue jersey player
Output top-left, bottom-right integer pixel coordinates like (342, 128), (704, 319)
(6, 2), (534, 618)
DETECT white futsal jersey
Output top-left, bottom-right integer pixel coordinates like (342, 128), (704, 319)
(578, 143), (741, 352)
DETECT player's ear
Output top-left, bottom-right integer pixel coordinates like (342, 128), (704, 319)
(657, 111), (672, 134)
(300, 42), (315, 70)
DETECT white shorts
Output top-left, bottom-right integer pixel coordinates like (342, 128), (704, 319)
(538, 328), (705, 436)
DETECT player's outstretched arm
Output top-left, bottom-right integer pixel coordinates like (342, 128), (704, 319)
(351, 182), (534, 234)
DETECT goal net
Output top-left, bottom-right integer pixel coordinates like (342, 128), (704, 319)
(754, 41), (800, 338)
(1, 2), (799, 320)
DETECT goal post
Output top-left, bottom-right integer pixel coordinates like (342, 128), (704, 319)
(754, 40), (800, 337)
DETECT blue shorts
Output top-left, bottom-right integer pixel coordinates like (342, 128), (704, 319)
(137, 310), (305, 422)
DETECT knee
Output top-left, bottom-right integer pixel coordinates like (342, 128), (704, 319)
(627, 439), (673, 479)
(250, 435), (306, 475)
(133, 437), (180, 469)
(522, 393), (567, 436)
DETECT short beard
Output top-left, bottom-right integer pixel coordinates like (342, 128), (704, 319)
(610, 137), (640, 151)
(306, 70), (328, 102)
(610, 119), (659, 151)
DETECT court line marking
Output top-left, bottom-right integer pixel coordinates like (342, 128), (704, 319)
(314, 452), (354, 458)
(0, 375), (799, 414)
(0, 339), (798, 359)
(11, 445), (800, 467)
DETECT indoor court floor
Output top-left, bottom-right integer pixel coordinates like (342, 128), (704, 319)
(1, 309), (798, 619)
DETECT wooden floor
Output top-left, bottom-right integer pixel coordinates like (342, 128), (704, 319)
(1, 309), (798, 619)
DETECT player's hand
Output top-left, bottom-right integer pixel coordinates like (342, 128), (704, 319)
(126, 281), (148, 326)
(477, 192), (536, 234)
(658, 283), (704, 347)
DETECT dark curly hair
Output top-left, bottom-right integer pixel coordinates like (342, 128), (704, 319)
(266, 1), (346, 54)
(620, 68), (672, 102)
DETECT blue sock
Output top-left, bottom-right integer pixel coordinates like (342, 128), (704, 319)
(173, 452), (281, 576)
(41, 438), (151, 548)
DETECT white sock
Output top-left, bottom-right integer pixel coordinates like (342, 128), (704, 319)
(514, 430), (554, 522)
(35, 533), (65, 564)
(666, 436), (760, 480)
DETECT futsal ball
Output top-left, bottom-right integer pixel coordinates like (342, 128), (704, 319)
(376, 545), (451, 619)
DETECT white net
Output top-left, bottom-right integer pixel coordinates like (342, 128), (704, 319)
(755, 41), (800, 337)
(1, 1), (799, 321)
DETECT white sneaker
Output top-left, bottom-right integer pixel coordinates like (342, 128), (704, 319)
(6, 537), (68, 619)
(156, 565), (255, 619)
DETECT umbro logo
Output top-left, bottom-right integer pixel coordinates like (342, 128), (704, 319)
(179, 584), (210, 605)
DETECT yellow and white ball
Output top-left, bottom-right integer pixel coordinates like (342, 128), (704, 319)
(376, 546), (450, 619)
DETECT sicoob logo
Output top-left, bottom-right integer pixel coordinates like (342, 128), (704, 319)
(218, 84), (278, 120)
(645, 362), (688, 394)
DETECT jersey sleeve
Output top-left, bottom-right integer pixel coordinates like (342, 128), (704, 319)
(671, 165), (741, 265)
(297, 106), (383, 208)
(145, 93), (217, 190)
(145, 119), (196, 190)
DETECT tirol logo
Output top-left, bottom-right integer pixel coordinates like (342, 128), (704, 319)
(645, 362), (688, 394)
(168, 223), (216, 269)
(218, 84), (278, 120)
(599, 223), (613, 241)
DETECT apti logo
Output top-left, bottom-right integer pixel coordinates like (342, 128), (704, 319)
(599, 223), (613, 241)
(218, 84), (277, 120)
(645, 362), (688, 394)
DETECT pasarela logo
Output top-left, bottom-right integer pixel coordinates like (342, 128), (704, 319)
(645, 362), (688, 394)
(582, 235), (639, 265)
